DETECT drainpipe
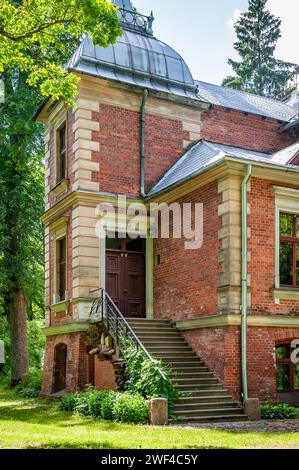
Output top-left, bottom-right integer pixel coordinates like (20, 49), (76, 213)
(140, 89), (148, 197)
(241, 163), (252, 402)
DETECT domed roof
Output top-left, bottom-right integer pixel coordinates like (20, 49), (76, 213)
(67, 1), (199, 100)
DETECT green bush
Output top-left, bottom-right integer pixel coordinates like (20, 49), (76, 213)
(113, 392), (148, 424)
(101, 391), (118, 420)
(59, 389), (148, 424)
(17, 388), (40, 398)
(15, 368), (43, 395)
(261, 402), (299, 420)
(123, 344), (179, 416)
(59, 392), (81, 412)
(89, 390), (114, 419)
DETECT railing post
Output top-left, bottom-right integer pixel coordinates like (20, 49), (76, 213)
(101, 289), (104, 322)
(115, 315), (119, 345)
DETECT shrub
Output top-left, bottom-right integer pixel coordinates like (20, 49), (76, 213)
(89, 390), (114, 419)
(261, 402), (299, 420)
(15, 368), (43, 395)
(123, 344), (179, 416)
(59, 392), (81, 412)
(59, 389), (148, 424)
(17, 388), (40, 398)
(113, 392), (148, 424)
(101, 391), (118, 420)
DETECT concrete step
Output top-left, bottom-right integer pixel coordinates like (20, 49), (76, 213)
(176, 384), (224, 391)
(171, 414), (247, 424)
(173, 407), (243, 417)
(175, 371), (214, 378)
(175, 377), (218, 384)
(174, 401), (239, 411)
(141, 339), (188, 346)
(177, 395), (234, 404)
(127, 318), (247, 423)
(152, 352), (198, 358)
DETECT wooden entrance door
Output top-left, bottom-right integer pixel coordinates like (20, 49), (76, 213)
(106, 237), (145, 317)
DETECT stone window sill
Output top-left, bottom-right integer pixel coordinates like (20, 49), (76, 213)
(273, 288), (299, 301)
(51, 300), (69, 315)
(49, 179), (69, 197)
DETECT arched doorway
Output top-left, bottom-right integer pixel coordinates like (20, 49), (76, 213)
(52, 343), (67, 392)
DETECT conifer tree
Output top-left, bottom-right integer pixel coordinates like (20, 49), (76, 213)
(223, 0), (294, 97)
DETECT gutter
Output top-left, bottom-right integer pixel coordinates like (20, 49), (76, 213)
(140, 89), (148, 197)
(241, 164), (252, 402)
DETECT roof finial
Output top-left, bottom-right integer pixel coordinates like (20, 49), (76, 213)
(113, 0), (134, 11)
(113, 0), (155, 36)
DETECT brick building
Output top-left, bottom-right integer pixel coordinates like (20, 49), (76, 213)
(37, 0), (299, 421)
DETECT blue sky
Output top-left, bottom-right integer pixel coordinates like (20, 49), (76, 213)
(133, 0), (298, 85)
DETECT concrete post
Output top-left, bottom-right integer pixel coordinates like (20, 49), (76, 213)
(244, 398), (261, 421)
(149, 398), (168, 426)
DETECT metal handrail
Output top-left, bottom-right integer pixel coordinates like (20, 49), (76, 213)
(90, 288), (167, 381)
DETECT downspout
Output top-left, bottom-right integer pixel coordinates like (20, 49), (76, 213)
(241, 163), (252, 402)
(140, 89), (148, 197)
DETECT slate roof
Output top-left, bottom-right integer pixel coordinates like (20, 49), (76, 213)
(147, 140), (299, 197)
(196, 81), (297, 122)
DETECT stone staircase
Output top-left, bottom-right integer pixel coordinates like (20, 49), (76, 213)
(127, 318), (247, 423)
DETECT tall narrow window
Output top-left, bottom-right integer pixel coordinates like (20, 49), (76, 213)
(280, 213), (299, 288)
(57, 124), (67, 183)
(57, 237), (66, 301)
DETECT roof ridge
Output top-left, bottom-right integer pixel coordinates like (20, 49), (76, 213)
(195, 79), (297, 112)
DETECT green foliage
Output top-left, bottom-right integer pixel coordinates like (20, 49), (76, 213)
(101, 391), (118, 420)
(17, 388), (40, 398)
(123, 344), (179, 416)
(0, 0), (122, 105)
(15, 368), (43, 393)
(59, 388), (148, 424)
(113, 392), (148, 424)
(223, 0), (295, 97)
(59, 391), (82, 412)
(261, 402), (299, 420)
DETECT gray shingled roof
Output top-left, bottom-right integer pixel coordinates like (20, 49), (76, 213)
(147, 140), (299, 197)
(196, 80), (297, 122)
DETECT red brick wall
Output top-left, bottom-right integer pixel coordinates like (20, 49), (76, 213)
(153, 181), (221, 320)
(201, 105), (295, 153)
(184, 325), (299, 402)
(143, 114), (189, 190)
(94, 356), (118, 391)
(91, 104), (188, 197)
(42, 332), (87, 396)
(249, 178), (299, 315)
(184, 327), (241, 401)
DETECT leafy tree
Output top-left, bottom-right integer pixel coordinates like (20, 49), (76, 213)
(0, 68), (45, 385)
(0, 0), (121, 105)
(0, 1), (121, 384)
(223, 0), (295, 97)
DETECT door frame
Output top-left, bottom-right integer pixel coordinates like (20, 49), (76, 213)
(99, 228), (153, 319)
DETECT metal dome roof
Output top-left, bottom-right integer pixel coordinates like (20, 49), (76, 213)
(67, 1), (199, 101)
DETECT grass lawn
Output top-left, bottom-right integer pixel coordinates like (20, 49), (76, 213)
(0, 388), (298, 449)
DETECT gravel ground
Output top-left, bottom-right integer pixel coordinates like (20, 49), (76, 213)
(177, 420), (299, 433)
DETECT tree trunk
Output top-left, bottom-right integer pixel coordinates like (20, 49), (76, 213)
(7, 290), (29, 386)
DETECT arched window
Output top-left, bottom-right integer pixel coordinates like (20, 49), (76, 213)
(276, 342), (299, 404)
(52, 343), (67, 393)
